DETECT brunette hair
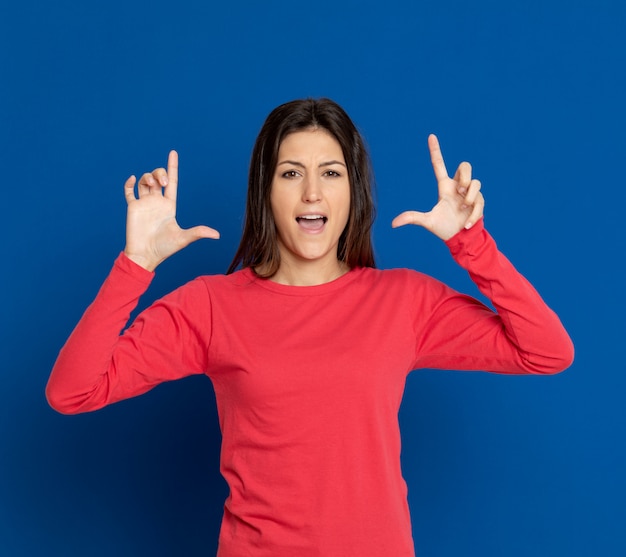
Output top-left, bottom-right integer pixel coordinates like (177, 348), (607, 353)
(227, 98), (376, 277)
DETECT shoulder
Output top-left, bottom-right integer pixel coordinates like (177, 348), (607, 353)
(204, 267), (267, 288)
(355, 266), (438, 288)
(350, 267), (451, 304)
(346, 267), (456, 319)
(187, 268), (264, 301)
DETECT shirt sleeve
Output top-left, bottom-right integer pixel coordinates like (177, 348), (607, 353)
(411, 218), (574, 375)
(46, 253), (212, 414)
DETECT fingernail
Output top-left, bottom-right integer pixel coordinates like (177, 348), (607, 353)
(160, 177), (168, 186)
(465, 222), (473, 229)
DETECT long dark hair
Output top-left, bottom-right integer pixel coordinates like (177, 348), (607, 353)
(227, 98), (376, 277)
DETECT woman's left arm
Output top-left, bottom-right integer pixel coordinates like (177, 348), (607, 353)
(394, 136), (574, 374)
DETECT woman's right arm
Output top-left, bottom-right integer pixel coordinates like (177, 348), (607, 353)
(46, 152), (220, 414)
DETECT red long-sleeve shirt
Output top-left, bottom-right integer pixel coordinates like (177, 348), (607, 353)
(47, 220), (573, 556)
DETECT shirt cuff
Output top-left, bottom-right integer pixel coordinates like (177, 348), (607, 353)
(113, 252), (155, 286)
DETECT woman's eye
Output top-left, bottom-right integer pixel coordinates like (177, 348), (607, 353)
(324, 170), (341, 177)
(282, 170), (300, 178)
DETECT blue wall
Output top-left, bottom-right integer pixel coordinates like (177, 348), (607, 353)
(2, 1), (624, 555)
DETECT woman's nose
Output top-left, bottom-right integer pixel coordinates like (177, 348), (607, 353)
(302, 176), (322, 203)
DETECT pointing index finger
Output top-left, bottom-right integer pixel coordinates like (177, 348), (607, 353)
(428, 134), (449, 182)
(165, 150), (179, 200)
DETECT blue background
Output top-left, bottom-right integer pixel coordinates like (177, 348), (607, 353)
(2, 1), (625, 555)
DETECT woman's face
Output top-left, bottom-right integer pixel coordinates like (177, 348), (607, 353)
(270, 128), (351, 274)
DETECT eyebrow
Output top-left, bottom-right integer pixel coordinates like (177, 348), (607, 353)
(277, 159), (347, 168)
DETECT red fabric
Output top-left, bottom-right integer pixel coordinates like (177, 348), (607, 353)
(46, 219), (573, 556)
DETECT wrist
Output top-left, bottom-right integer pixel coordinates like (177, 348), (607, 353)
(123, 250), (160, 272)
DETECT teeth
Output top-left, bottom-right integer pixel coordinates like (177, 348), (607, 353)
(298, 215), (324, 219)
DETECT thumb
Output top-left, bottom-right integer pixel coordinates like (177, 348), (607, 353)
(391, 210), (429, 229)
(180, 225), (221, 247)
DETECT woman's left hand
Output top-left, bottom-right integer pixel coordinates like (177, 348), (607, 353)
(392, 134), (484, 241)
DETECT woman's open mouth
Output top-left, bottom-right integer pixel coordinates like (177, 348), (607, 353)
(296, 215), (328, 232)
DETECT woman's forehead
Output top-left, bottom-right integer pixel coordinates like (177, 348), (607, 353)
(278, 129), (344, 160)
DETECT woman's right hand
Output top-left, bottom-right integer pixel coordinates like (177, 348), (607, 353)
(123, 150), (220, 271)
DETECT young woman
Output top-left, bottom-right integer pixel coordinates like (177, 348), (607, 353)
(46, 98), (574, 556)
